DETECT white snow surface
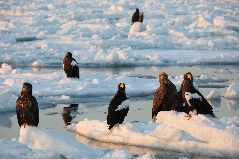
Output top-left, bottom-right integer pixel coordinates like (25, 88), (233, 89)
(225, 83), (239, 99)
(19, 126), (108, 159)
(0, 138), (60, 159)
(128, 22), (144, 39)
(0, 126), (136, 159)
(0, 0), (238, 66)
(68, 111), (239, 159)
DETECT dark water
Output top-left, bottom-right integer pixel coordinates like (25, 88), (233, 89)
(0, 65), (239, 158)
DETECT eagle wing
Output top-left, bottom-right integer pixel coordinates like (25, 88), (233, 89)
(185, 88), (214, 117)
(16, 97), (23, 126)
(31, 96), (39, 126)
(194, 89), (215, 117)
(152, 86), (166, 117)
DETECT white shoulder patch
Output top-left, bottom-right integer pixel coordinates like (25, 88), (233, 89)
(71, 60), (78, 66)
(185, 92), (202, 106)
(115, 100), (130, 111)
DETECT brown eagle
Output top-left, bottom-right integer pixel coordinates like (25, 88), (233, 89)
(16, 83), (39, 127)
(152, 72), (178, 121)
(107, 83), (129, 130)
(131, 8), (144, 25)
(63, 51), (79, 78)
(178, 72), (215, 119)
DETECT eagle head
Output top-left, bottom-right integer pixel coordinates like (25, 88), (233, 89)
(65, 51), (72, 58)
(118, 83), (126, 93)
(159, 72), (168, 85)
(21, 82), (32, 96)
(184, 72), (193, 81)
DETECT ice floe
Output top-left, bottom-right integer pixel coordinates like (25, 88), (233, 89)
(68, 111), (239, 158)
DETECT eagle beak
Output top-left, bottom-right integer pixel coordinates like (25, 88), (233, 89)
(120, 83), (125, 89)
(187, 74), (192, 80)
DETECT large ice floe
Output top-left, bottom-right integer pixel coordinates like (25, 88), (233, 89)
(68, 111), (239, 159)
(0, 126), (135, 159)
(1, 112), (238, 159)
(0, 0), (238, 66)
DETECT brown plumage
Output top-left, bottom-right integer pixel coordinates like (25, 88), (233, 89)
(131, 8), (144, 25)
(178, 72), (215, 118)
(16, 83), (39, 127)
(63, 52), (79, 78)
(152, 72), (178, 120)
(107, 83), (129, 130)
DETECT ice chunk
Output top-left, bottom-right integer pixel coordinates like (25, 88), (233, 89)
(225, 83), (239, 99)
(207, 90), (221, 100)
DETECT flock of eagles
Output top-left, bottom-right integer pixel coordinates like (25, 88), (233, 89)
(16, 9), (214, 130)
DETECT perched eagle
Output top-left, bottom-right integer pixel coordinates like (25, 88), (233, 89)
(16, 83), (39, 127)
(62, 104), (78, 126)
(63, 52), (79, 78)
(178, 72), (215, 119)
(131, 8), (144, 25)
(107, 83), (129, 130)
(152, 72), (178, 121)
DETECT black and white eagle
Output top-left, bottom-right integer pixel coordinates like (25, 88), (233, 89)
(131, 8), (144, 25)
(152, 72), (178, 121)
(16, 82), (39, 127)
(63, 51), (79, 78)
(178, 72), (215, 119)
(107, 83), (129, 130)
(62, 104), (78, 126)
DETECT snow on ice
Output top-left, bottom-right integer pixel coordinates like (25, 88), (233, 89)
(0, 126), (134, 159)
(0, 0), (238, 66)
(225, 83), (239, 99)
(68, 111), (239, 158)
(19, 126), (106, 159)
(0, 0), (239, 158)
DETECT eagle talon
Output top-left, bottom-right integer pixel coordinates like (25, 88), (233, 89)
(152, 115), (157, 122)
(185, 114), (192, 120)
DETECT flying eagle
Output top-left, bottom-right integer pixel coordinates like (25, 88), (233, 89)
(131, 8), (144, 25)
(16, 83), (39, 127)
(152, 72), (178, 121)
(63, 51), (79, 78)
(179, 72), (215, 119)
(107, 83), (129, 130)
